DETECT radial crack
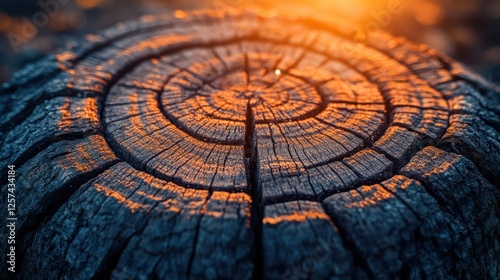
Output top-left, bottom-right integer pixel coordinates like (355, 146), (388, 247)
(244, 102), (264, 280)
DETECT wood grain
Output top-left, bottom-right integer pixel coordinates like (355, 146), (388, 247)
(1, 9), (499, 280)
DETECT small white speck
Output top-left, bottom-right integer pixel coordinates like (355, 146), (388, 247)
(274, 69), (281, 75)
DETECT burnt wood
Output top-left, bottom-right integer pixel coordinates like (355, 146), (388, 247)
(1, 9), (499, 280)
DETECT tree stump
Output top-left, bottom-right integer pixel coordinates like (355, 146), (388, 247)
(1, 9), (499, 280)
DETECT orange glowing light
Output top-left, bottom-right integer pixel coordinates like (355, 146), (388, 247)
(263, 210), (331, 225)
(174, 10), (189, 19)
(254, 0), (393, 21)
(0, 12), (11, 32)
(412, 1), (442, 26)
(75, 0), (103, 10)
(94, 183), (145, 212)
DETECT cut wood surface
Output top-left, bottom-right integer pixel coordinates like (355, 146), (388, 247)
(1, 9), (499, 280)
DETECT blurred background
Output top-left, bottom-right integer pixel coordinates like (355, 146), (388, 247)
(0, 0), (499, 85)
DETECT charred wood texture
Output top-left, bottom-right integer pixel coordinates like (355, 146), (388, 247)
(1, 9), (499, 280)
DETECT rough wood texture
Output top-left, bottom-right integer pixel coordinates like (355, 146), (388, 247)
(1, 9), (499, 280)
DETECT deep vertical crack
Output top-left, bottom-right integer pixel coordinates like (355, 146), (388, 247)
(244, 102), (256, 159)
(244, 102), (264, 280)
